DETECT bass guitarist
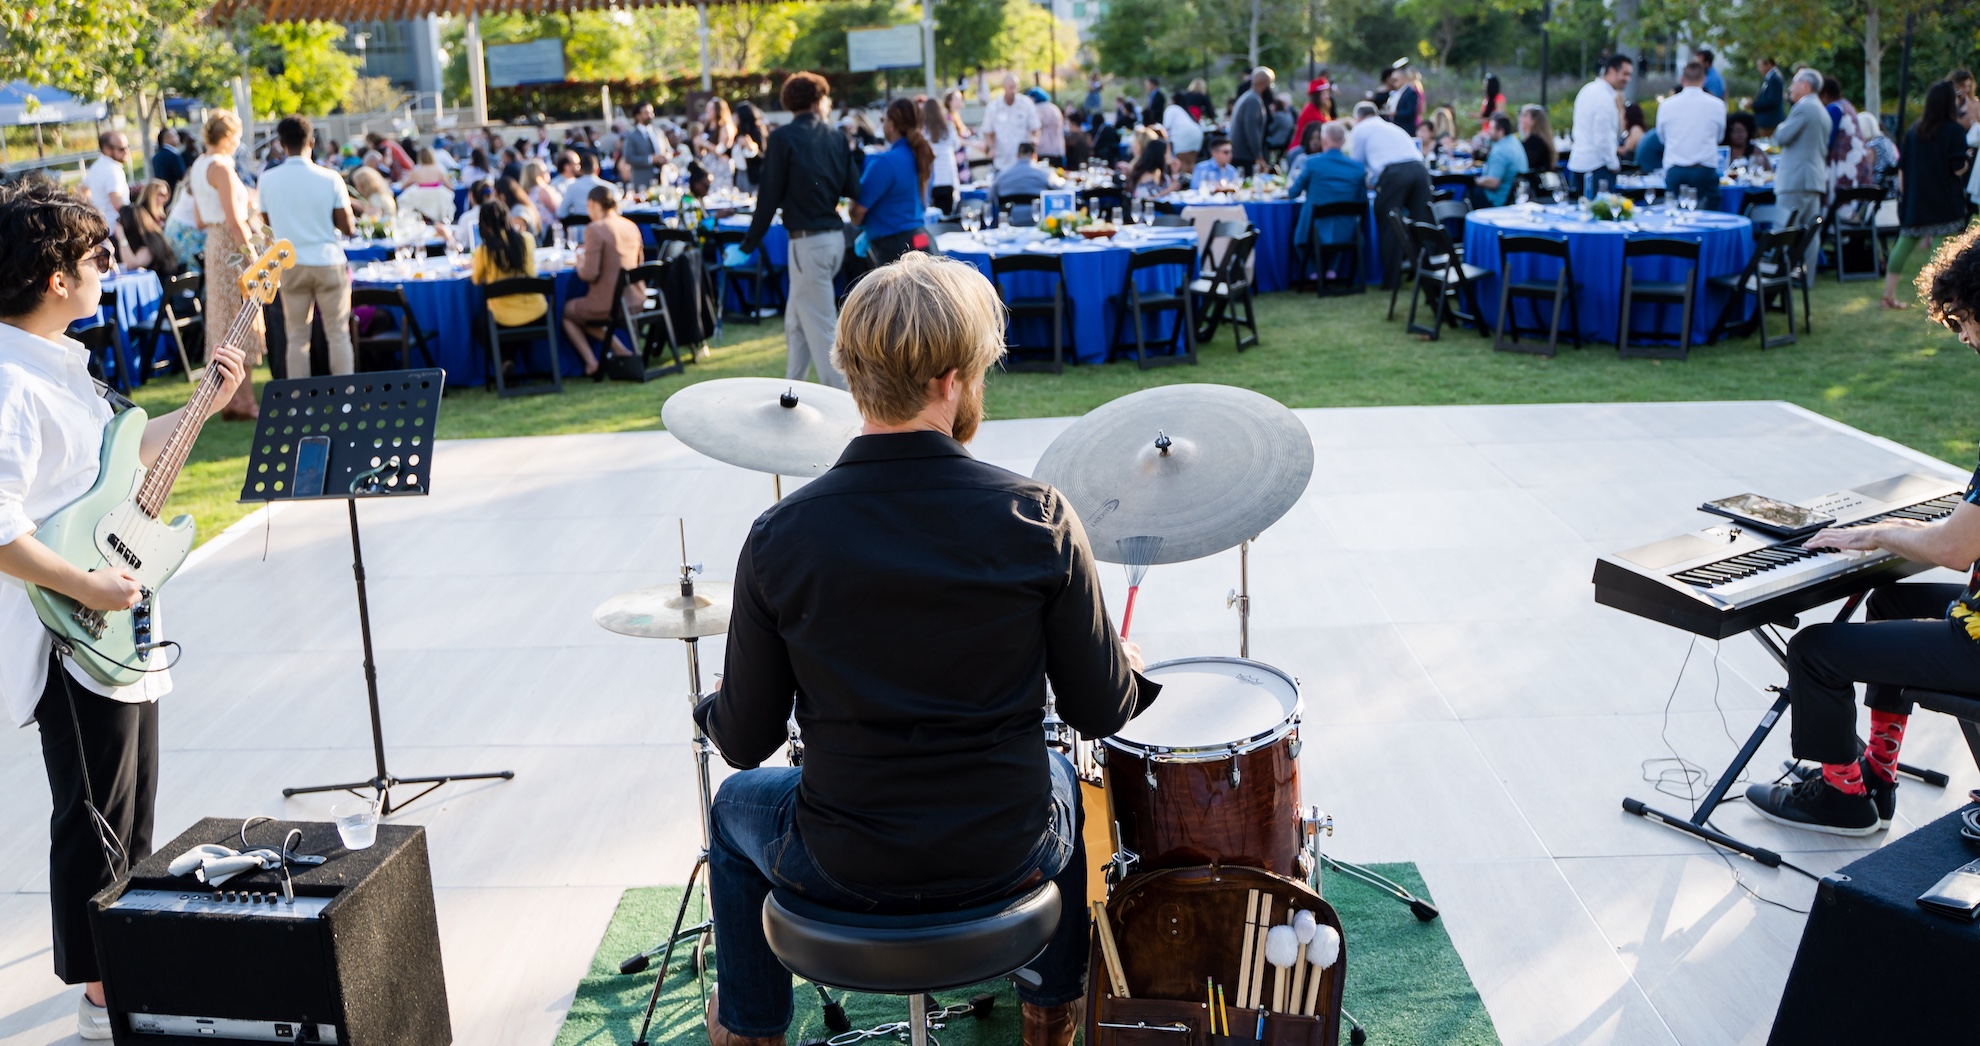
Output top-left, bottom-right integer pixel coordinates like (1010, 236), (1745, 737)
(0, 180), (245, 1040)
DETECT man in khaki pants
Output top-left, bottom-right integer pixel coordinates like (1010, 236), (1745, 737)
(258, 115), (356, 377)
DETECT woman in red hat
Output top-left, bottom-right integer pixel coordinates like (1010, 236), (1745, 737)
(1294, 77), (1335, 147)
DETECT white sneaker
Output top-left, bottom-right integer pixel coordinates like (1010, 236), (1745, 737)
(77, 992), (113, 1040)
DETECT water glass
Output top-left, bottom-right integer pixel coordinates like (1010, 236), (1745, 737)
(332, 799), (379, 851)
(1644, 188), (1660, 209)
(1678, 185), (1698, 215)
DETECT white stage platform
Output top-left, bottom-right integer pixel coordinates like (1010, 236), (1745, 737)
(3, 400), (1976, 1046)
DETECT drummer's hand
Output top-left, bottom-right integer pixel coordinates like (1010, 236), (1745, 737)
(203, 344), (248, 418)
(1121, 640), (1146, 675)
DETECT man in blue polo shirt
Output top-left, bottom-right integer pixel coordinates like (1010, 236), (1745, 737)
(1191, 138), (1242, 189)
(850, 101), (932, 266)
(1473, 113), (1530, 207)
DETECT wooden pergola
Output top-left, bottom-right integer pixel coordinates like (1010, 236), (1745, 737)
(211, 0), (939, 124)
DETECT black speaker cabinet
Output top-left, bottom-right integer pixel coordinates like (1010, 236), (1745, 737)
(89, 817), (450, 1046)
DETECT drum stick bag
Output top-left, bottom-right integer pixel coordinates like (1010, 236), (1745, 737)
(1085, 865), (1344, 1046)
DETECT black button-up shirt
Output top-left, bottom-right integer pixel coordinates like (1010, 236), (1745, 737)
(696, 431), (1157, 892)
(740, 112), (859, 255)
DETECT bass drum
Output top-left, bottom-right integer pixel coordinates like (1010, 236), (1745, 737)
(1101, 657), (1304, 878)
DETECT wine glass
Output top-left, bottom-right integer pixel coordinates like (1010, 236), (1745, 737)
(1551, 187), (1568, 207)
(1644, 187), (1659, 210)
(1677, 185), (1698, 219)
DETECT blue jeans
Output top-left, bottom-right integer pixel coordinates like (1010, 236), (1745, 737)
(708, 753), (1088, 1036)
(1663, 165), (1722, 210)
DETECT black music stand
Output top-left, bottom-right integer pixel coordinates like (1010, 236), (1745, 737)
(241, 369), (514, 815)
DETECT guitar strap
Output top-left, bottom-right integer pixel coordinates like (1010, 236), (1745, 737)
(93, 377), (137, 415)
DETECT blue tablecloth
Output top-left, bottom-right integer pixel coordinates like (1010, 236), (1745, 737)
(1620, 174), (1774, 214)
(1462, 205), (1753, 345)
(939, 227), (1203, 364)
(352, 259), (593, 387)
(342, 237), (446, 263)
(71, 269), (164, 386)
(1162, 193), (1386, 289)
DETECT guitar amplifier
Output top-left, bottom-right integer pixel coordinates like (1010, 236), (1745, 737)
(88, 818), (450, 1046)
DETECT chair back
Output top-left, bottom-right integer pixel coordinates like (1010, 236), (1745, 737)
(999, 192), (1041, 208)
(1407, 219), (1460, 264)
(1621, 237), (1701, 264)
(1745, 204), (1789, 229)
(1830, 186), (1884, 227)
(1126, 245), (1197, 277)
(483, 276), (556, 301)
(421, 241), (448, 258)
(1077, 188), (1125, 216)
(1207, 229), (1260, 287)
(1432, 173), (1472, 192)
(1311, 201), (1364, 221)
(1738, 189), (1778, 214)
(1787, 215), (1825, 273)
(989, 252), (1066, 278)
(350, 286), (416, 312)
(1151, 214), (1191, 227)
(163, 270), (203, 298)
(1752, 225), (1802, 278)
(649, 227), (698, 264)
(1497, 233), (1571, 264)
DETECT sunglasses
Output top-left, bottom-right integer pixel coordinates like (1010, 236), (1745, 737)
(84, 245), (114, 275)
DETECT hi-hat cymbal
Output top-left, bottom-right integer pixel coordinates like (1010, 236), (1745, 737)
(1032, 385), (1313, 565)
(595, 582), (733, 639)
(662, 378), (862, 477)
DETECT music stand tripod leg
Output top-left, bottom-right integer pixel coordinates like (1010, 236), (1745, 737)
(283, 499), (515, 816)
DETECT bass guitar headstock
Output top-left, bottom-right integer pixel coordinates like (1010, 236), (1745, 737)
(238, 239), (297, 304)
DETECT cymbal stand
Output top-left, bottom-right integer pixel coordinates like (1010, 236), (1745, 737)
(1226, 538), (1253, 659)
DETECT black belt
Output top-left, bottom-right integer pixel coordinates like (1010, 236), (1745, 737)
(788, 226), (842, 239)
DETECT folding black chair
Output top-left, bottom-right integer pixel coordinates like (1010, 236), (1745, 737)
(1709, 224), (1801, 349)
(1307, 201), (1367, 296)
(1077, 188), (1127, 220)
(1786, 214), (1823, 332)
(1191, 228), (1260, 352)
(1431, 197), (1471, 244)
(74, 318), (119, 388)
(351, 287), (440, 371)
(480, 277), (562, 397)
(559, 214), (591, 241)
(1737, 189), (1778, 217)
(1385, 209), (1421, 321)
(1827, 186), (1886, 283)
(1617, 237), (1701, 360)
(136, 270), (205, 382)
(1404, 220), (1487, 341)
(708, 228), (786, 323)
(1432, 173), (1474, 200)
(627, 211), (671, 262)
(1150, 214), (1192, 228)
(1492, 233), (1582, 356)
(601, 261), (687, 381)
(989, 253), (1069, 374)
(996, 192), (1040, 226)
(421, 241), (448, 258)
(1110, 246), (1197, 369)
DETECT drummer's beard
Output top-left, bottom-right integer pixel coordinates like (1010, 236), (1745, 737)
(951, 378), (985, 443)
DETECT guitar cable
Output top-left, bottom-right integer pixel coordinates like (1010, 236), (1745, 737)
(48, 641), (132, 883)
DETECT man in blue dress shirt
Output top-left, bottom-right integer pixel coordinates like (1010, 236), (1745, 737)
(1191, 138), (1242, 189)
(1287, 121), (1365, 278)
(1472, 114), (1530, 207)
(1696, 48), (1726, 100)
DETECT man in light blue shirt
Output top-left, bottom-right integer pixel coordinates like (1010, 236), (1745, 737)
(1191, 138), (1241, 189)
(555, 152), (619, 218)
(1473, 114), (1529, 207)
(257, 115), (356, 378)
(1696, 48), (1726, 100)
(988, 143), (1063, 213)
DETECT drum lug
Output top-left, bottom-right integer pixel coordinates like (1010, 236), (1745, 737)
(1093, 744), (1107, 767)
(1304, 806), (1334, 839)
(1228, 745), (1241, 787)
(1288, 738), (1302, 760)
(1145, 762), (1158, 791)
(1106, 844), (1140, 886)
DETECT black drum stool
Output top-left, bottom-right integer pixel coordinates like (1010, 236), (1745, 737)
(762, 882), (1061, 1046)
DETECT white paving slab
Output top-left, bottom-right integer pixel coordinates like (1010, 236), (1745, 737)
(1, 400), (1969, 1046)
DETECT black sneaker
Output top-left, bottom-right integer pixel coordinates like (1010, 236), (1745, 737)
(1746, 775), (1879, 837)
(1785, 759), (1897, 830)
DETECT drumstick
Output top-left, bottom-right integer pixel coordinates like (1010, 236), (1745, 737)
(1092, 901), (1131, 999)
(1235, 889), (1259, 1014)
(1248, 894), (1273, 1008)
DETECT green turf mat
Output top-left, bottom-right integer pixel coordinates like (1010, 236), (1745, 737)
(555, 864), (1497, 1046)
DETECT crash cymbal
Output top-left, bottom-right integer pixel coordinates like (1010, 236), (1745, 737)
(661, 378), (862, 477)
(1031, 384), (1313, 565)
(594, 582), (733, 639)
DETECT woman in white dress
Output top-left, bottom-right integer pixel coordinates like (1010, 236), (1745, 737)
(190, 110), (265, 420)
(698, 98), (738, 192)
(921, 96), (960, 216)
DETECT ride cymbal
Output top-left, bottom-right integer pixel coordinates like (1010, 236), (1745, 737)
(661, 378), (862, 477)
(1032, 384), (1314, 564)
(594, 582), (733, 639)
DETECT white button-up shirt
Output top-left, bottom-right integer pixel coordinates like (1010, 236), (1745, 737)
(1657, 86), (1728, 169)
(1347, 116), (1425, 184)
(981, 94), (1041, 171)
(258, 155), (352, 267)
(83, 154), (129, 226)
(0, 323), (170, 726)
(1569, 77), (1622, 173)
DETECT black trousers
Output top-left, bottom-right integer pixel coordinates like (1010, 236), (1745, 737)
(35, 653), (158, 984)
(867, 228), (927, 266)
(1373, 161), (1434, 290)
(1785, 583), (1980, 765)
(930, 185), (955, 217)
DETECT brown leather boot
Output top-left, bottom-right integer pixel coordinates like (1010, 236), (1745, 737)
(1021, 998), (1084, 1046)
(706, 989), (787, 1046)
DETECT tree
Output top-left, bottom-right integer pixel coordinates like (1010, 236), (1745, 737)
(988, 0), (1079, 83)
(707, 2), (803, 74)
(1089, 0), (1201, 80)
(0, 0), (154, 101)
(247, 21), (360, 118)
(935, 0), (1009, 80)
(1319, 0), (1422, 73)
(784, 0), (917, 73)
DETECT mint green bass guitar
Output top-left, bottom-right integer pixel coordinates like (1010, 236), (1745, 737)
(26, 240), (293, 686)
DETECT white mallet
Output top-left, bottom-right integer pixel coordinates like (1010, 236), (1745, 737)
(1302, 924), (1341, 1016)
(1287, 910), (1317, 1016)
(1264, 923), (1298, 1013)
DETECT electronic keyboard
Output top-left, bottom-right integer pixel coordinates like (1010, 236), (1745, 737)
(1592, 472), (1968, 639)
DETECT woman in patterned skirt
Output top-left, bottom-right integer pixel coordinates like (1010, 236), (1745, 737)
(188, 110), (266, 419)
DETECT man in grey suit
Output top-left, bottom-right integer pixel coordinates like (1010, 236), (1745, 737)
(1774, 68), (1831, 272)
(1230, 67), (1273, 176)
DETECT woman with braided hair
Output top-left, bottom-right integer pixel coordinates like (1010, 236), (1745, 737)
(850, 97), (936, 266)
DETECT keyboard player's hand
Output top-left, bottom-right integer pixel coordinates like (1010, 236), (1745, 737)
(1804, 525), (1887, 552)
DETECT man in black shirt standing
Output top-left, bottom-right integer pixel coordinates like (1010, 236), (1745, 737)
(742, 72), (860, 390)
(696, 254), (1157, 1046)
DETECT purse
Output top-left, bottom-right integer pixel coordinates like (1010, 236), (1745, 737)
(1087, 865), (1343, 1046)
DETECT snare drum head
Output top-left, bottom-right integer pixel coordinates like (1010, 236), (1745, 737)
(1113, 657), (1299, 751)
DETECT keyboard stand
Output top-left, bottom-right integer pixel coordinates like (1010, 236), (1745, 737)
(1622, 591), (1947, 873)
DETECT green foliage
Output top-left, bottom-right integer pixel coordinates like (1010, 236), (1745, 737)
(1093, 0), (1310, 82)
(155, 22), (244, 107)
(247, 21), (360, 118)
(784, 0), (917, 73)
(1089, 0), (1199, 80)
(935, 0), (1010, 78)
(1320, 0), (1422, 72)
(0, 0), (153, 100)
(990, 0), (1080, 80)
(707, 2), (804, 74)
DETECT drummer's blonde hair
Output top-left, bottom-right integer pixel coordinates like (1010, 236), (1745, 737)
(834, 254), (1006, 425)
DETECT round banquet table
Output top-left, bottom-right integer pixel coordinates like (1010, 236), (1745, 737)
(1160, 191), (1386, 289)
(351, 251), (597, 387)
(937, 225), (1204, 364)
(341, 236), (446, 263)
(1461, 204), (1754, 346)
(1617, 173), (1774, 215)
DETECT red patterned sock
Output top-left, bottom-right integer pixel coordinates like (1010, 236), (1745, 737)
(1822, 760), (1867, 796)
(1866, 711), (1907, 784)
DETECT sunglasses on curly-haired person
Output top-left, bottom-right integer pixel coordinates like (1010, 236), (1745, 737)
(83, 245), (113, 275)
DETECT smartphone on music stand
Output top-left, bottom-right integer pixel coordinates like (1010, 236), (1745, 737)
(295, 436), (331, 497)
(1699, 493), (1834, 538)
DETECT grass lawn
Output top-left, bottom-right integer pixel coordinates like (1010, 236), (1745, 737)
(133, 276), (1980, 546)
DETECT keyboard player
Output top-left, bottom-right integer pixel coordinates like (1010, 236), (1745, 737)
(1748, 228), (1980, 836)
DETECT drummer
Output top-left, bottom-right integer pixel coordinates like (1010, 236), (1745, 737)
(696, 253), (1160, 1046)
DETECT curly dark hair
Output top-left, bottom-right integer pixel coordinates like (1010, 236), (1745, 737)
(0, 179), (108, 319)
(781, 71), (830, 115)
(1918, 224), (1980, 329)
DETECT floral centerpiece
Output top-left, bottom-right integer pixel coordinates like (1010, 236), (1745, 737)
(357, 215), (393, 240)
(1039, 212), (1092, 239)
(1588, 193), (1634, 222)
(1244, 173), (1285, 194)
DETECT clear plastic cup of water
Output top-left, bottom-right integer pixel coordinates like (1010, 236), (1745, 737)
(332, 799), (379, 850)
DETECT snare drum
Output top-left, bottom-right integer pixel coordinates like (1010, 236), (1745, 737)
(1100, 657), (1304, 877)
